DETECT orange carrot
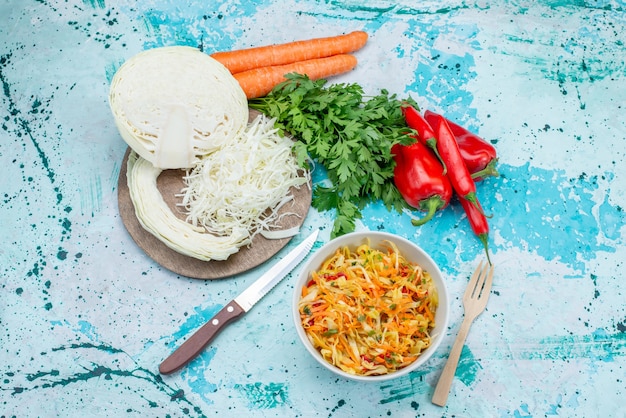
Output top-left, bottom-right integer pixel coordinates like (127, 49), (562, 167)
(211, 31), (368, 74)
(234, 54), (358, 99)
(340, 337), (360, 365)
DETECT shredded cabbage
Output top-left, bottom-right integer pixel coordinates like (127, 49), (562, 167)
(126, 151), (249, 261)
(125, 114), (309, 261)
(298, 241), (438, 376)
(179, 114), (309, 242)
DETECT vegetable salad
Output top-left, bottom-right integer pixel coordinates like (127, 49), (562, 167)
(298, 241), (438, 376)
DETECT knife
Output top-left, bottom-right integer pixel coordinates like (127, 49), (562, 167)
(158, 229), (319, 374)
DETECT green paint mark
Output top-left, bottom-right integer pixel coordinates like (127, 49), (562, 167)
(171, 389), (185, 401)
(44, 302), (53, 310)
(539, 328), (624, 362)
(36, 365), (115, 387)
(19, 118), (56, 184)
(82, 0), (106, 9)
(16, 287), (23, 295)
(456, 346), (482, 386)
(538, 0), (590, 8)
(27, 262), (41, 278)
(379, 369), (429, 404)
(474, 329), (626, 362)
(105, 61), (123, 83)
(61, 218), (71, 233)
(329, 399), (346, 415)
(329, 2), (396, 15)
(378, 347), (483, 405)
(31, 98), (42, 114)
(396, 3), (471, 16)
(26, 369), (60, 382)
(57, 249), (68, 260)
(8, 341), (207, 417)
(379, 380), (418, 404)
(51, 342), (124, 354)
(1, 54), (57, 187)
(67, 12), (123, 49)
(234, 382), (288, 409)
(0, 53), (13, 99)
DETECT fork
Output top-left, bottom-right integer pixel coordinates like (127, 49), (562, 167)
(431, 260), (495, 407)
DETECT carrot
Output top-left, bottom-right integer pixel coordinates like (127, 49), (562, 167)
(211, 31), (368, 74)
(234, 54), (358, 99)
(340, 337), (361, 365)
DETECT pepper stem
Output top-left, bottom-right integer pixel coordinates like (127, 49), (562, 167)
(425, 138), (447, 176)
(478, 233), (492, 265)
(464, 191), (492, 218)
(471, 158), (500, 181)
(411, 196), (447, 226)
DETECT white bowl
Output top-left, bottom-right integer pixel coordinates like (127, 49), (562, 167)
(292, 231), (449, 382)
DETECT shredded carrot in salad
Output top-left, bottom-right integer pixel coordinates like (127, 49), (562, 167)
(298, 241), (438, 376)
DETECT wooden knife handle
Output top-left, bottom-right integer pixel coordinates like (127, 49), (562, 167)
(159, 301), (245, 374)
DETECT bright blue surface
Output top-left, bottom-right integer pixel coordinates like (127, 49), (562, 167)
(1, 1), (625, 417)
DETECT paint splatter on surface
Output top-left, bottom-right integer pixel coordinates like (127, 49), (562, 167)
(1, 0), (624, 417)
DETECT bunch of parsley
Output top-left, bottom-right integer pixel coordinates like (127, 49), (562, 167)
(249, 74), (417, 238)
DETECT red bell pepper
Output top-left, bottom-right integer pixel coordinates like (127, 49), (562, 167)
(392, 141), (453, 226)
(458, 195), (492, 264)
(423, 111), (486, 214)
(402, 104), (447, 174)
(437, 113), (499, 181)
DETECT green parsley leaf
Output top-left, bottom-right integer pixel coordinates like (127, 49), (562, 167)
(322, 329), (339, 337)
(249, 73), (417, 237)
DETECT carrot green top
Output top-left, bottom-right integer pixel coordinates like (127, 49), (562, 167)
(298, 241), (438, 376)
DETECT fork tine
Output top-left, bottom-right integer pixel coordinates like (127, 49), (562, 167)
(473, 261), (493, 300)
(473, 263), (494, 312)
(464, 260), (484, 300)
(482, 264), (494, 296)
(477, 261), (490, 296)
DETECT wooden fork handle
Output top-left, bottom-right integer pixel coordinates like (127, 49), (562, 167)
(432, 315), (475, 406)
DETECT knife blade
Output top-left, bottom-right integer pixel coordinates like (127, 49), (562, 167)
(159, 229), (319, 374)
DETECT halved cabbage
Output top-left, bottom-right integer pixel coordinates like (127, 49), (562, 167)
(109, 46), (248, 169)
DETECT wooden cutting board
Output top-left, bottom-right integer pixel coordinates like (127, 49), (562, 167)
(116, 113), (312, 279)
